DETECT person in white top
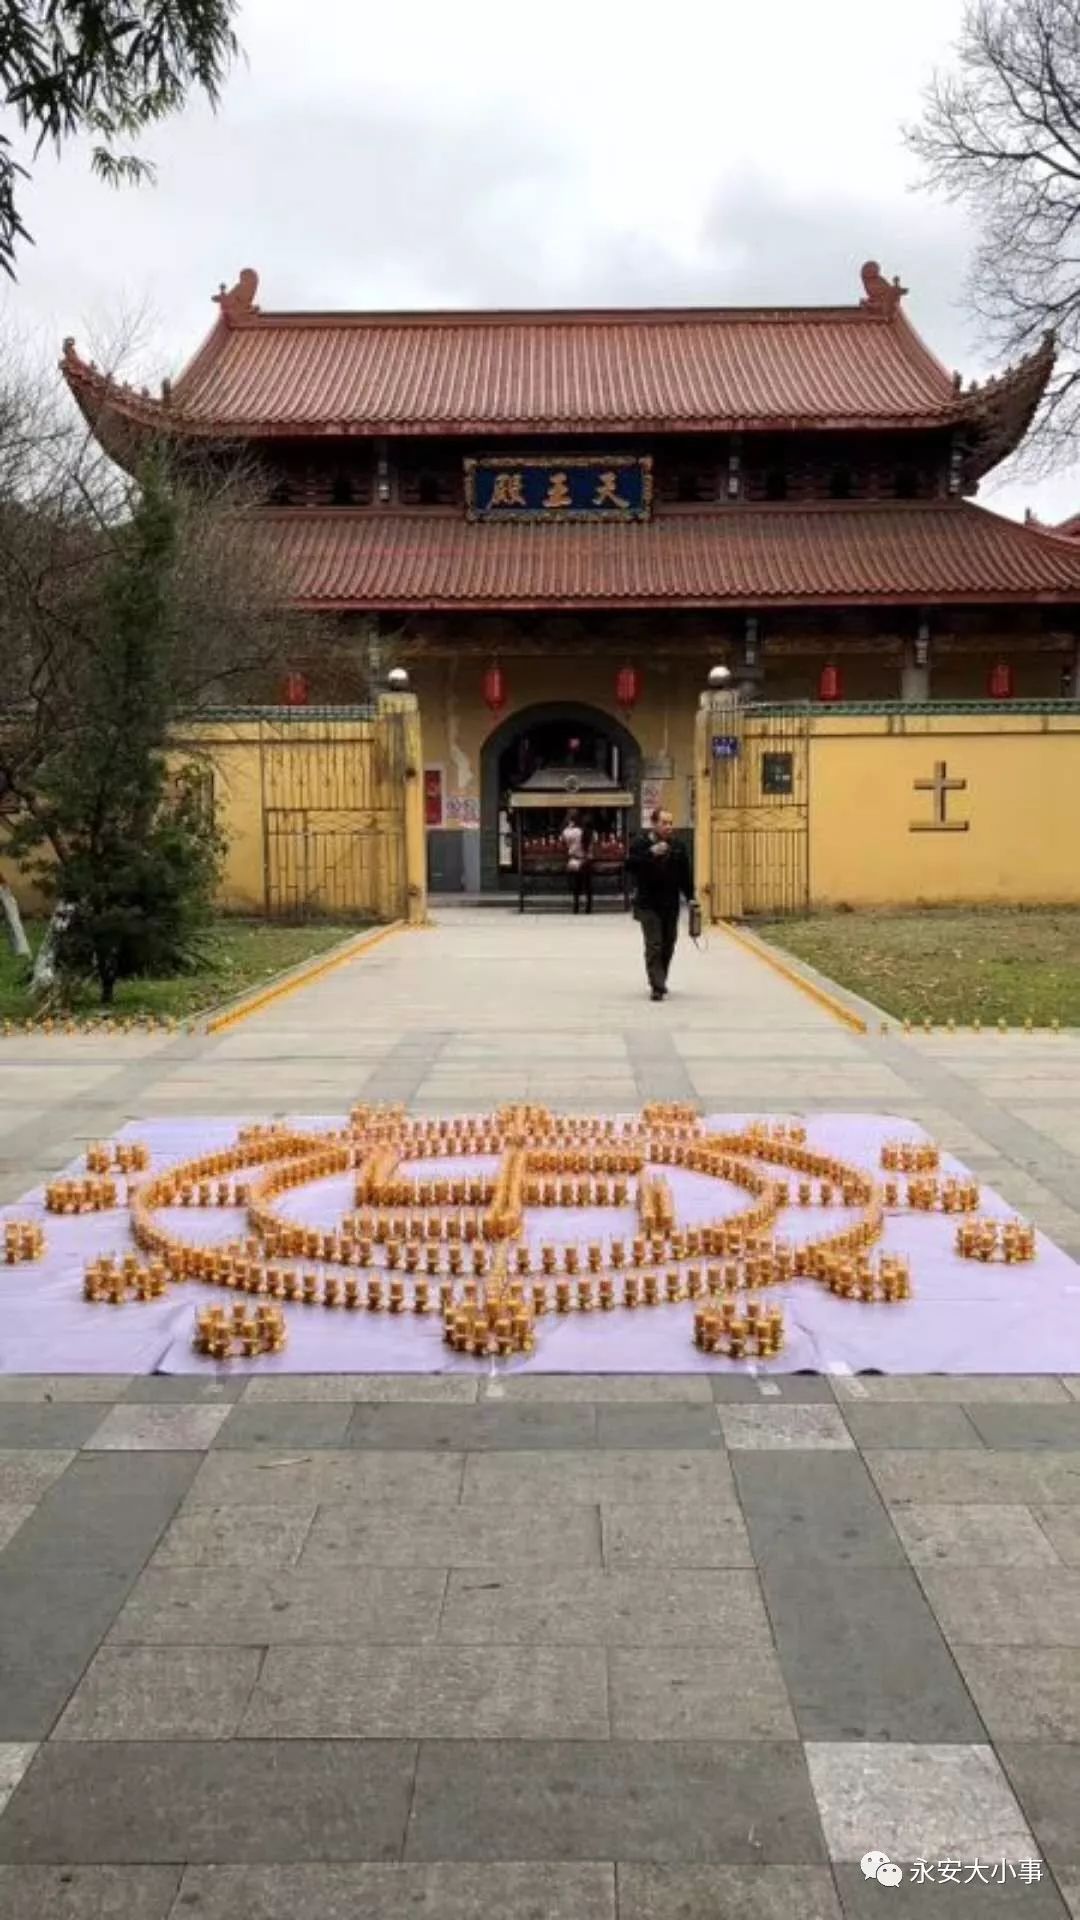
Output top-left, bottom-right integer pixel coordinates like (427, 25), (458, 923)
(561, 810), (594, 914)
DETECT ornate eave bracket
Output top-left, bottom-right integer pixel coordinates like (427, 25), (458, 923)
(957, 332), (1056, 485)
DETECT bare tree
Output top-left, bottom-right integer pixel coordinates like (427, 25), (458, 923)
(0, 330), (301, 897)
(908, 0), (1080, 463)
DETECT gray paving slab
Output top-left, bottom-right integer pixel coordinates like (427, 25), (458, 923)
(0, 1405), (114, 1449)
(0, 1560), (133, 1738)
(54, 1644), (262, 1740)
(240, 1644), (609, 1739)
(760, 1563), (986, 1741)
(998, 1743), (1080, 1868)
(840, 1404), (983, 1449)
(184, 1449), (466, 1506)
(0, 1506), (32, 1554)
(1033, 1507), (1080, 1566)
(891, 1505), (1061, 1568)
(483, 1374), (712, 1403)
(0, 1452), (199, 1571)
(601, 1501), (752, 1569)
(300, 1499), (602, 1569)
(461, 1448), (734, 1506)
(345, 1403), (598, 1451)
(84, 1404), (231, 1451)
(212, 1405), (354, 1450)
(608, 1642), (796, 1740)
(0, 1746), (36, 1817)
(150, 1502), (316, 1569)
(438, 1566), (771, 1647)
(951, 1645), (1080, 1741)
(832, 1863), (1068, 1916)
(918, 1566), (1080, 1646)
(833, 1377), (1069, 1403)
(805, 1739), (1035, 1862)
(967, 1406), (1080, 1449)
(0, 1378), (133, 1403)
(714, 1374), (839, 1403)
(717, 1405), (853, 1450)
(0, 1451), (74, 1503)
(120, 1376), (246, 1403)
(593, 1405), (721, 1450)
(731, 1452), (906, 1567)
(241, 1374), (481, 1403)
(404, 1738), (826, 1863)
(171, 1863), (617, 1920)
(0, 1739), (418, 1863)
(616, 1865), (843, 1920)
(0, 1866), (182, 1920)
(865, 1450), (1080, 1505)
(107, 1565), (446, 1645)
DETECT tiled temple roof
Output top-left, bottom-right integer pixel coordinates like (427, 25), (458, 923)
(253, 501), (1080, 610)
(61, 264), (1053, 482)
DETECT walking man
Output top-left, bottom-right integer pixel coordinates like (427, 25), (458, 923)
(626, 808), (695, 1000)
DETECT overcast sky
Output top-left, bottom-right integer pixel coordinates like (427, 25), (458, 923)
(5, 0), (1077, 523)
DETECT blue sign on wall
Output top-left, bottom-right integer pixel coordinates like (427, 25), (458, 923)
(465, 455), (653, 521)
(712, 735), (740, 760)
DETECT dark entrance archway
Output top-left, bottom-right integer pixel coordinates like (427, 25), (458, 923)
(480, 701), (643, 892)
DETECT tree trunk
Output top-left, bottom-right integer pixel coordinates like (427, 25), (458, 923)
(0, 883), (30, 960)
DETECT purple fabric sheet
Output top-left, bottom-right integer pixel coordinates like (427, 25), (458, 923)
(0, 1113), (1075, 1376)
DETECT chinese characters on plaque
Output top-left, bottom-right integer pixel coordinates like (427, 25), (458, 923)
(465, 456), (653, 521)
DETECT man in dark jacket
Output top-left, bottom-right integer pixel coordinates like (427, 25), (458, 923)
(626, 808), (695, 1001)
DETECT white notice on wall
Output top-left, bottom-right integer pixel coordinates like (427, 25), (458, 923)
(641, 779), (663, 825)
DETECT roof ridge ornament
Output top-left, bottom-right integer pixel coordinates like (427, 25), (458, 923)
(214, 268), (259, 322)
(860, 260), (907, 317)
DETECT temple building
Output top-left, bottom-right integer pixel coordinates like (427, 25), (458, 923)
(63, 259), (1080, 894)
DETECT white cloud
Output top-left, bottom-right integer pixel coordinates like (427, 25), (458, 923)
(2, 0), (1075, 520)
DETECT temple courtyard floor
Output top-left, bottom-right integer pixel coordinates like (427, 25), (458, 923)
(4, 908), (1080, 1915)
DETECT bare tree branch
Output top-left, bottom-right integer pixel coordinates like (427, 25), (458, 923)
(908, 0), (1080, 466)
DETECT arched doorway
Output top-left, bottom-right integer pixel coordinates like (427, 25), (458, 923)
(480, 701), (643, 892)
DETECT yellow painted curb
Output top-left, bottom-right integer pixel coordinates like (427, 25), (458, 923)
(717, 920), (867, 1035)
(206, 922), (405, 1035)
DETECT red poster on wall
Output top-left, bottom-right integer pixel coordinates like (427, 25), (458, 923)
(424, 768), (444, 827)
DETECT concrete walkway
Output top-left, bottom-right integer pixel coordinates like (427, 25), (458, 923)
(2, 910), (1080, 1914)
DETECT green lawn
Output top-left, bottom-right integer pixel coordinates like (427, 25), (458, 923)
(754, 907), (1080, 1027)
(0, 918), (360, 1025)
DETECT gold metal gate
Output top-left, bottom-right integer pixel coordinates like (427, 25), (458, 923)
(705, 703), (810, 918)
(260, 716), (407, 922)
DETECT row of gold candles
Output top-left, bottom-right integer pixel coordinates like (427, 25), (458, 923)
(46, 1176), (120, 1214)
(194, 1303), (286, 1360)
(956, 1218), (1036, 1263)
(85, 1140), (150, 1174)
(694, 1300), (784, 1358)
(881, 1140), (940, 1173)
(84, 1254), (168, 1304)
(906, 1177), (980, 1214)
(3, 1220), (44, 1263)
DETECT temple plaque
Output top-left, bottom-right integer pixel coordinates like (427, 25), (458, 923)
(465, 454), (653, 521)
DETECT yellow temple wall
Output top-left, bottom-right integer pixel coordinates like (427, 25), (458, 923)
(0, 697), (427, 926)
(807, 709), (1080, 906)
(695, 702), (1080, 917)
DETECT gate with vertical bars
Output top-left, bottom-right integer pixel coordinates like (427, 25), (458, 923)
(706, 702), (810, 918)
(260, 711), (407, 922)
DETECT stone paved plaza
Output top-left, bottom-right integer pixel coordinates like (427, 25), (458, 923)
(4, 909), (1080, 1916)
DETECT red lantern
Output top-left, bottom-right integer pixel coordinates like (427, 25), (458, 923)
(818, 662), (842, 703)
(483, 664), (507, 714)
(988, 660), (1014, 700)
(282, 672), (308, 707)
(616, 665), (640, 712)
